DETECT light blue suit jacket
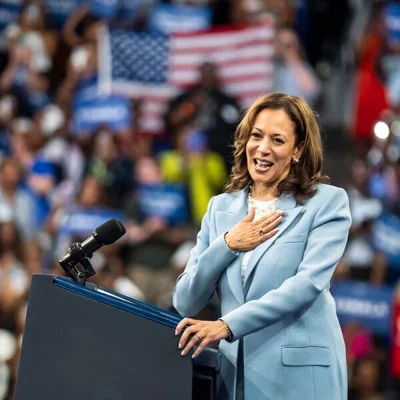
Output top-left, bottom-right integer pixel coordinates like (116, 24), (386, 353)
(173, 184), (351, 400)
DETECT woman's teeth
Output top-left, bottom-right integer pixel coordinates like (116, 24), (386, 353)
(254, 159), (272, 171)
(255, 159), (272, 168)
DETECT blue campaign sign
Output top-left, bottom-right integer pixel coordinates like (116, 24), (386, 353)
(73, 95), (132, 134)
(89, 0), (120, 19)
(372, 211), (400, 268)
(148, 4), (212, 34)
(136, 184), (189, 225)
(386, 2), (400, 44)
(59, 207), (124, 236)
(118, 0), (142, 19)
(332, 281), (394, 336)
(74, 74), (99, 103)
(43, 0), (78, 28)
(0, 1), (22, 34)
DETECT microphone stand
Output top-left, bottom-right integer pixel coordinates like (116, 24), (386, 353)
(59, 242), (96, 285)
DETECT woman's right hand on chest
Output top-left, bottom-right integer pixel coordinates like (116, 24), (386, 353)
(224, 208), (283, 252)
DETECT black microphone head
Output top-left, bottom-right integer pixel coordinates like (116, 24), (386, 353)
(94, 219), (126, 245)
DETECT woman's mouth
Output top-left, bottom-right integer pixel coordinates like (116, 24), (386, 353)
(254, 158), (273, 172)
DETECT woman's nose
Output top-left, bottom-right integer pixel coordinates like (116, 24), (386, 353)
(257, 137), (271, 154)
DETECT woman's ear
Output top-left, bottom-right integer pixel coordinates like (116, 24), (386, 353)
(294, 141), (304, 160)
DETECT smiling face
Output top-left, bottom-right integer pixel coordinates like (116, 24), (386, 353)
(246, 108), (302, 191)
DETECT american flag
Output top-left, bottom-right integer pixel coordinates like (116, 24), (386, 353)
(99, 23), (275, 133)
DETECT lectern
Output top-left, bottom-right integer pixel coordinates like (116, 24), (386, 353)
(14, 274), (219, 400)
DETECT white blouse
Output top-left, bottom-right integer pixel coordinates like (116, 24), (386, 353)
(241, 196), (277, 284)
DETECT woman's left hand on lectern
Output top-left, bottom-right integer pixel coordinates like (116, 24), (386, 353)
(175, 318), (228, 358)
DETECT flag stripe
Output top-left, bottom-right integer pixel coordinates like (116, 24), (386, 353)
(170, 66), (273, 85)
(171, 47), (273, 66)
(106, 23), (275, 133)
(171, 26), (274, 51)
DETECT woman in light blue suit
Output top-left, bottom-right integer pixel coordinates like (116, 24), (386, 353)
(174, 93), (351, 400)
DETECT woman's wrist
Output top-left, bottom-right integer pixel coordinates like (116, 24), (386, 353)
(219, 319), (233, 342)
(224, 231), (234, 251)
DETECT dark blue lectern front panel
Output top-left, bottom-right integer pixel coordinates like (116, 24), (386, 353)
(14, 274), (194, 400)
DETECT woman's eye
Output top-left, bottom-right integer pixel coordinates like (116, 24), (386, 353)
(251, 132), (261, 138)
(273, 138), (284, 144)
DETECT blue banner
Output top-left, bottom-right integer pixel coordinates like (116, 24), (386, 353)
(117, 0), (141, 19)
(0, 1), (22, 36)
(59, 207), (124, 236)
(136, 184), (189, 225)
(43, 0), (78, 28)
(332, 281), (394, 336)
(386, 3), (400, 44)
(89, 0), (120, 19)
(74, 74), (99, 103)
(73, 95), (132, 134)
(149, 4), (212, 34)
(372, 211), (400, 268)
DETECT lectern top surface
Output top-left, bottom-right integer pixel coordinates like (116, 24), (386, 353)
(54, 275), (181, 328)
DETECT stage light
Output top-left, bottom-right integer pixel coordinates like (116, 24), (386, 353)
(374, 121), (390, 140)
(390, 120), (400, 137)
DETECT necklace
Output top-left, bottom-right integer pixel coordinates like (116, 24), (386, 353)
(248, 187), (278, 216)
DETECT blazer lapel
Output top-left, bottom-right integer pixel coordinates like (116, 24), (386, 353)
(242, 192), (304, 295)
(215, 188), (249, 304)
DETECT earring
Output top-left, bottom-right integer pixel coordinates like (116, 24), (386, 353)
(292, 158), (299, 164)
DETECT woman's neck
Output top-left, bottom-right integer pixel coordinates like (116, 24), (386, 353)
(250, 183), (278, 201)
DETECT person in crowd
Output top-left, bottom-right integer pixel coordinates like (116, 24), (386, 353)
(159, 122), (227, 226)
(342, 321), (374, 370)
(56, 5), (103, 115)
(0, 93), (19, 156)
(90, 252), (145, 301)
(352, 0), (388, 145)
(228, 0), (294, 26)
(165, 62), (241, 170)
(0, 1), (57, 116)
(0, 157), (36, 239)
(10, 118), (57, 231)
(174, 93), (352, 399)
(35, 103), (86, 208)
(369, 155), (400, 285)
(86, 126), (133, 208)
(348, 355), (385, 400)
(123, 156), (193, 305)
(334, 158), (384, 283)
(273, 26), (320, 107)
(0, 218), (29, 328)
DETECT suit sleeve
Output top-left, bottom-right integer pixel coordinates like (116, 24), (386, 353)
(221, 188), (352, 341)
(173, 197), (240, 317)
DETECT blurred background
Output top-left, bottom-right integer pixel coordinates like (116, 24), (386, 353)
(0, 0), (400, 398)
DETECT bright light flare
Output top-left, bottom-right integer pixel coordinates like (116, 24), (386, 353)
(374, 121), (390, 140)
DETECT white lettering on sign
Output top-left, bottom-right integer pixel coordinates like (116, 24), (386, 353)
(335, 297), (389, 319)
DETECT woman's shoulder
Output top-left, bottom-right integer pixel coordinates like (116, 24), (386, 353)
(314, 183), (347, 196)
(210, 190), (245, 210)
(307, 183), (349, 206)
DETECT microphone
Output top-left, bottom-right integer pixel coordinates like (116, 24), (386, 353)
(80, 218), (126, 257)
(59, 219), (126, 283)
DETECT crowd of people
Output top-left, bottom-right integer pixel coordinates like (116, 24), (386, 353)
(0, 0), (398, 398)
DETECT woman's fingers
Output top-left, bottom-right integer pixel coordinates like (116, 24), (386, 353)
(261, 228), (279, 240)
(243, 206), (255, 222)
(191, 339), (208, 358)
(257, 210), (284, 227)
(175, 317), (194, 336)
(181, 332), (203, 356)
(261, 214), (283, 233)
(178, 324), (195, 349)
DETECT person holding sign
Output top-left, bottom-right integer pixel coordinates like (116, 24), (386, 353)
(174, 93), (352, 400)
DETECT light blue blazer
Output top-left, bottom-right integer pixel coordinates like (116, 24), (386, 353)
(173, 184), (352, 400)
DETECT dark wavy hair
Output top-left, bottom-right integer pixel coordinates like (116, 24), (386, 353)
(225, 93), (329, 203)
